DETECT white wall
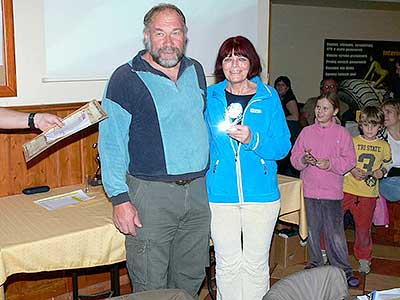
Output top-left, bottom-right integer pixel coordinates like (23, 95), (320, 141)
(0, 0), (269, 107)
(269, 4), (400, 103)
(0, 0), (106, 106)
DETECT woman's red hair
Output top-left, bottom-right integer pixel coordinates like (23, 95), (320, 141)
(214, 36), (262, 83)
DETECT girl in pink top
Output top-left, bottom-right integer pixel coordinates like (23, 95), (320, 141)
(290, 92), (359, 287)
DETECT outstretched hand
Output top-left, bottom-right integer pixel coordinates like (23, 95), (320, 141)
(35, 113), (64, 131)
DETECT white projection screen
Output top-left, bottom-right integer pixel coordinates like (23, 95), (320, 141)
(43, 0), (258, 81)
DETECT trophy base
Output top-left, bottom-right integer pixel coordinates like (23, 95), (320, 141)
(89, 177), (102, 186)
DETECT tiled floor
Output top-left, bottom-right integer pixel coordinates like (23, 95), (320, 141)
(198, 231), (400, 299)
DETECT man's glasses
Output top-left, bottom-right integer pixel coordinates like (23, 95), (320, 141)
(323, 84), (336, 89)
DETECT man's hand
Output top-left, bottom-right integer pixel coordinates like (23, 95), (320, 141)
(113, 202), (142, 236)
(35, 113), (64, 131)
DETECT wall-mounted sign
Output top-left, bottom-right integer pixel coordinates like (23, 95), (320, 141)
(323, 39), (400, 106)
(323, 39), (399, 84)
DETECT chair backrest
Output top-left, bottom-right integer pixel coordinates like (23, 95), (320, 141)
(263, 266), (350, 300)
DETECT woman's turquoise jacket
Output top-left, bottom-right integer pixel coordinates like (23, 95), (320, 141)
(205, 76), (291, 204)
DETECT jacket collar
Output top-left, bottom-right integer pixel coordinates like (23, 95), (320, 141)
(315, 119), (337, 129)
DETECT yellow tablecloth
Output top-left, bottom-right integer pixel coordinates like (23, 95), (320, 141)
(0, 185), (125, 298)
(277, 175), (307, 239)
(0, 176), (305, 299)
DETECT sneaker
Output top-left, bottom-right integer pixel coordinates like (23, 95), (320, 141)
(358, 259), (371, 274)
(347, 276), (360, 288)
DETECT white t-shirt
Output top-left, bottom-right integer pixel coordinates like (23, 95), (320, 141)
(387, 132), (400, 171)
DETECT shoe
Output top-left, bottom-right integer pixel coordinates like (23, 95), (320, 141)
(358, 259), (371, 274)
(347, 276), (360, 288)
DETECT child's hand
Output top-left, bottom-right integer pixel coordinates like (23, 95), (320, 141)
(302, 149), (317, 166)
(372, 168), (386, 179)
(316, 159), (330, 170)
(350, 167), (366, 181)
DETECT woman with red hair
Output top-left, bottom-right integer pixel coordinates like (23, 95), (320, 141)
(205, 36), (291, 300)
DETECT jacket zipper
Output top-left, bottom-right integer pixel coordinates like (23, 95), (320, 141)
(231, 99), (262, 204)
(212, 160), (220, 173)
(260, 159), (267, 174)
(236, 145), (244, 203)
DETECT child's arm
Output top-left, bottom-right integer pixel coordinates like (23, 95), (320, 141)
(372, 142), (392, 179)
(372, 167), (386, 179)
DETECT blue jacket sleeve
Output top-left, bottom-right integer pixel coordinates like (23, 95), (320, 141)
(243, 87), (291, 161)
(98, 97), (131, 205)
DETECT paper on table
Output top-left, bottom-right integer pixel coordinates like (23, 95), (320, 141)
(22, 100), (107, 162)
(357, 288), (400, 300)
(34, 189), (94, 211)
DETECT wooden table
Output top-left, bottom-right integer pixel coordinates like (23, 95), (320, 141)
(0, 185), (125, 300)
(277, 175), (307, 239)
(0, 175), (305, 299)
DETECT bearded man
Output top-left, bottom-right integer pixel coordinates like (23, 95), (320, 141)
(98, 4), (210, 296)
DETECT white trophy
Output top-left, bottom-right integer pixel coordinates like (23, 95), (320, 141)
(218, 103), (243, 132)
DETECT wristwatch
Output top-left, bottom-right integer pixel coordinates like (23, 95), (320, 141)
(28, 112), (37, 129)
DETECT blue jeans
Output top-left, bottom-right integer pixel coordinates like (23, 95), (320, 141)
(379, 177), (400, 202)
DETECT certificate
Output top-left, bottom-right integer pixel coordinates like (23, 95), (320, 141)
(22, 100), (107, 162)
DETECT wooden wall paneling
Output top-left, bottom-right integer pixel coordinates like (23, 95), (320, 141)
(0, 133), (10, 194)
(58, 135), (82, 187)
(13, 132), (41, 193)
(0, 102), (100, 196)
(79, 125), (100, 184)
(57, 108), (82, 187)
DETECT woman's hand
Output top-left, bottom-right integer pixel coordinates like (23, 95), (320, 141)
(227, 125), (252, 144)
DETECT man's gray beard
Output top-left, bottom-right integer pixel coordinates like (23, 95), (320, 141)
(144, 38), (185, 68)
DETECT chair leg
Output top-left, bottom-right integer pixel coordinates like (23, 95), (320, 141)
(71, 264), (120, 300)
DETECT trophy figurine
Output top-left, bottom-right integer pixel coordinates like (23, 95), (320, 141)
(89, 143), (102, 186)
(218, 103), (243, 132)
